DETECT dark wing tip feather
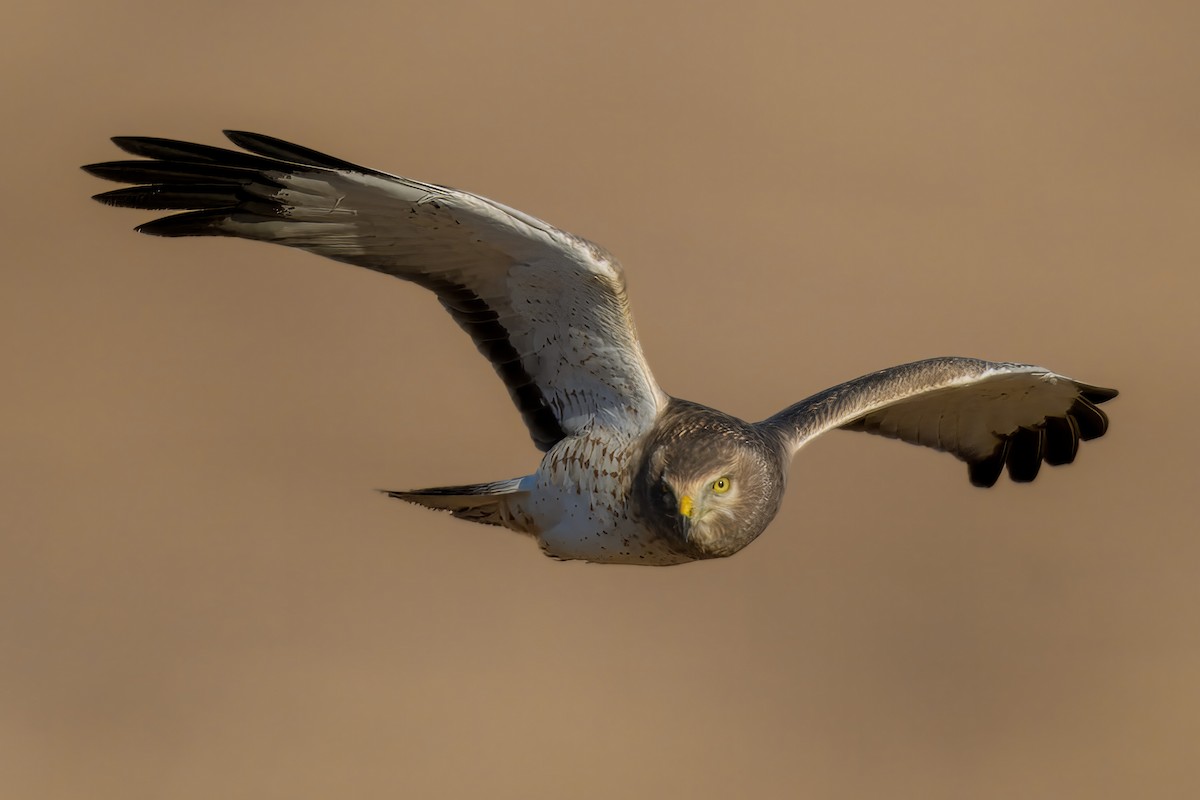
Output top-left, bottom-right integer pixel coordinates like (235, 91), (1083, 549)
(92, 184), (239, 210)
(81, 161), (122, 180)
(1081, 385), (1119, 404)
(81, 159), (265, 186)
(1042, 415), (1081, 466)
(135, 209), (237, 237)
(222, 130), (371, 173)
(109, 135), (290, 170)
(968, 439), (1009, 488)
(967, 383), (1116, 487)
(1005, 426), (1045, 482)
(1070, 398), (1110, 440)
(84, 138), (298, 237)
(111, 135), (220, 161)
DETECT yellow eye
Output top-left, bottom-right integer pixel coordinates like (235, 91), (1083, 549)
(712, 476), (732, 494)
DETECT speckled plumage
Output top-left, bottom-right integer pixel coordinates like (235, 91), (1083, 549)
(85, 131), (1119, 565)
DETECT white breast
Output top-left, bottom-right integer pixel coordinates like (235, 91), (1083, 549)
(527, 431), (693, 565)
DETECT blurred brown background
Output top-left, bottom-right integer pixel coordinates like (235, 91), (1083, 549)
(3, 2), (1197, 798)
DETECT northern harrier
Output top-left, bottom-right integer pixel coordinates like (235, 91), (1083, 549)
(84, 132), (1118, 565)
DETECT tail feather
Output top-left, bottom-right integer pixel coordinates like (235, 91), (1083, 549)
(382, 476), (535, 533)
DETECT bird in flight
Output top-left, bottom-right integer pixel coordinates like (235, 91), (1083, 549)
(84, 132), (1118, 565)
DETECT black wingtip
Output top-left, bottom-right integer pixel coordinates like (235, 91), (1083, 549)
(1082, 386), (1119, 404)
(91, 185), (231, 210)
(81, 162), (120, 180)
(109, 135), (216, 162)
(222, 130), (371, 172)
(968, 439), (1010, 488)
(81, 159), (260, 186)
(90, 190), (121, 206)
(1042, 415), (1081, 466)
(134, 218), (188, 237)
(1071, 398), (1110, 441)
(110, 135), (151, 155)
(967, 382), (1114, 487)
(223, 130), (262, 143)
(1005, 426), (1045, 483)
(133, 209), (233, 237)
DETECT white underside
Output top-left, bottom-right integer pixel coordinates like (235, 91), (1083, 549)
(517, 430), (694, 566)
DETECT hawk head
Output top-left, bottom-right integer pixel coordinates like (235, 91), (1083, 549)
(633, 400), (787, 560)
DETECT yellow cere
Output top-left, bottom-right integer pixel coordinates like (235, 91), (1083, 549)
(712, 476), (731, 494)
(679, 495), (694, 518)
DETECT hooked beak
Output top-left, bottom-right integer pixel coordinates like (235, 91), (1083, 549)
(678, 494), (694, 519)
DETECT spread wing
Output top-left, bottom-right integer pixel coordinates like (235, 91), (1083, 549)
(83, 131), (666, 451)
(763, 357), (1118, 487)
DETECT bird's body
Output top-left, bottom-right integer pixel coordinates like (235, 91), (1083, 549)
(535, 423), (658, 563)
(85, 132), (1118, 565)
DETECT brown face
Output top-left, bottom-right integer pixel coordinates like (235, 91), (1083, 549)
(634, 428), (787, 560)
